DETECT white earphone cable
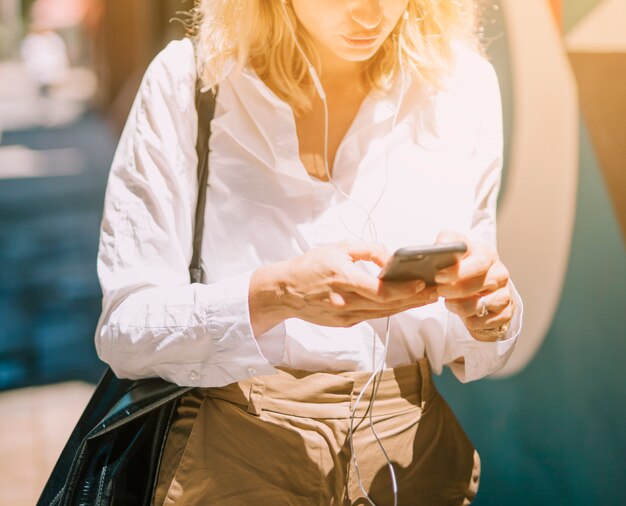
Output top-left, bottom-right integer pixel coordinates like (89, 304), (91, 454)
(347, 17), (407, 506)
(280, 4), (408, 505)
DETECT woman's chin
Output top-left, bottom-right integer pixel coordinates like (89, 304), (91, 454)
(335, 44), (383, 63)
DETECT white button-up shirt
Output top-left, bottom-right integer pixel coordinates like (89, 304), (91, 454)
(95, 38), (522, 388)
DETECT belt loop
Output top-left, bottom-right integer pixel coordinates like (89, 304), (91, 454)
(418, 358), (431, 411)
(349, 377), (357, 413)
(247, 378), (265, 416)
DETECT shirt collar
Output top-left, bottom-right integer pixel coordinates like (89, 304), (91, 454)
(232, 61), (413, 126)
(221, 62), (416, 183)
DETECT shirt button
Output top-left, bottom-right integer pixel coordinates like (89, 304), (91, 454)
(248, 367), (257, 376)
(189, 370), (198, 381)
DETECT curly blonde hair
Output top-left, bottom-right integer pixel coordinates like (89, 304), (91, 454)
(190, 0), (483, 112)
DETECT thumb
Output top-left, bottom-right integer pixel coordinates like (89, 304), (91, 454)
(342, 241), (390, 268)
(436, 229), (469, 247)
(436, 230), (470, 258)
(435, 229), (466, 244)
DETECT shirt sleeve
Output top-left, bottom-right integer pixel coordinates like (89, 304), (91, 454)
(442, 59), (523, 383)
(94, 39), (276, 388)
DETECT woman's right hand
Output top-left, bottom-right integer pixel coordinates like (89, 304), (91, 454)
(249, 241), (438, 336)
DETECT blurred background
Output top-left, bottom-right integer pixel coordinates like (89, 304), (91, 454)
(0, 0), (624, 504)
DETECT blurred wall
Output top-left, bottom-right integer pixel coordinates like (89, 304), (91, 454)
(0, 0), (188, 390)
(95, 0), (186, 130)
(436, 1), (626, 505)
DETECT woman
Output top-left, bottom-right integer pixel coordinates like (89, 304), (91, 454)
(95, 0), (522, 504)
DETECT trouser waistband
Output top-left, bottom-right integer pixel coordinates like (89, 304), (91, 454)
(200, 358), (434, 419)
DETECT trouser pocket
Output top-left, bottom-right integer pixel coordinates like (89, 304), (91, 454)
(152, 389), (204, 506)
(397, 393), (480, 506)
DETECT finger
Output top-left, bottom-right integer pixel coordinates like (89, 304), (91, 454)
(435, 244), (496, 284)
(328, 292), (347, 308)
(344, 273), (432, 303)
(461, 300), (515, 331)
(339, 286), (439, 311)
(435, 230), (468, 246)
(436, 262), (509, 299)
(333, 259), (430, 302)
(332, 263), (387, 299)
(342, 241), (391, 268)
(340, 296), (441, 325)
(444, 286), (512, 318)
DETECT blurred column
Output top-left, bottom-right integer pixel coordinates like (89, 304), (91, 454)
(96, 0), (153, 128)
(567, 0), (626, 243)
(0, 0), (23, 57)
(548, 0), (562, 31)
(95, 0), (185, 131)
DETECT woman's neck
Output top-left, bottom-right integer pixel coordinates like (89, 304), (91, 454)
(313, 43), (366, 90)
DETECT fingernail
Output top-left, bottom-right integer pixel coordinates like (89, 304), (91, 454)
(415, 281), (426, 292)
(435, 273), (449, 283)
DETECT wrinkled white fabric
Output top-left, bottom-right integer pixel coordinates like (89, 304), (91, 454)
(95, 38), (522, 388)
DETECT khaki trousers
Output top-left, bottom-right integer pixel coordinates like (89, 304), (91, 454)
(153, 360), (480, 505)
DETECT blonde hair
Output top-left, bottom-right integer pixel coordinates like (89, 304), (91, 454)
(190, 0), (483, 112)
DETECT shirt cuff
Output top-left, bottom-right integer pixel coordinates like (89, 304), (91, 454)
(127, 270), (278, 388)
(188, 269), (278, 387)
(445, 280), (523, 383)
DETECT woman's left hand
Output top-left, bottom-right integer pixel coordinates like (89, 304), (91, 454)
(433, 230), (514, 342)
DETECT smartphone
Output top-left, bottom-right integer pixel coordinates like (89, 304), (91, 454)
(378, 242), (467, 285)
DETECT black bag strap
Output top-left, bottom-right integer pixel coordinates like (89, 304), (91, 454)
(189, 84), (217, 283)
(37, 70), (220, 506)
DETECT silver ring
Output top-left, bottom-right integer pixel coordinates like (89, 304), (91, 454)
(476, 296), (489, 318)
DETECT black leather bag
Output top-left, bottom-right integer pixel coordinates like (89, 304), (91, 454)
(37, 83), (217, 506)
